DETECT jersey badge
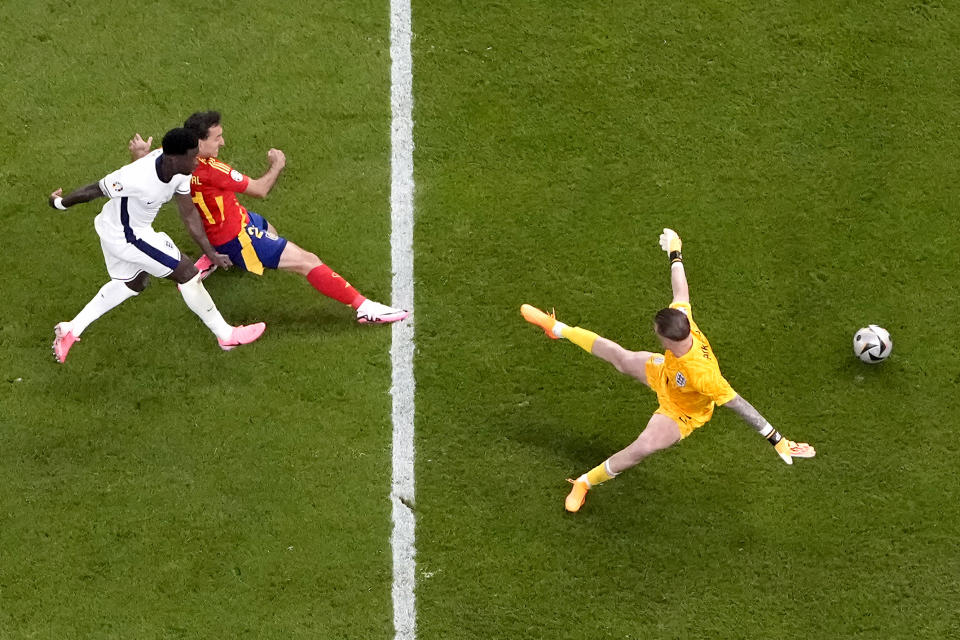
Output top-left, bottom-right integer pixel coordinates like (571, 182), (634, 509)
(111, 182), (123, 192)
(230, 170), (243, 182)
(652, 355), (664, 365)
(675, 372), (686, 387)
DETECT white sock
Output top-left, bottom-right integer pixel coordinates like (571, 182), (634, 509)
(552, 321), (568, 338)
(357, 299), (393, 314)
(178, 274), (233, 341)
(604, 459), (619, 477)
(71, 280), (139, 336)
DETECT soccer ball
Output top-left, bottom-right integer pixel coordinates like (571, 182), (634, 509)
(853, 325), (892, 363)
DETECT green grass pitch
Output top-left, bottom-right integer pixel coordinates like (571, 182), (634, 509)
(1, 1), (959, 638)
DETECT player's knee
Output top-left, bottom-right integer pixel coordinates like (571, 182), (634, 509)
(280, 243), (320, 275)
(294, 250), (321, 274)
(170, 258), (199, 285)
(631, 429), (671, 461)
(302, 250), (321, 270)
(125, 273), (150, 293)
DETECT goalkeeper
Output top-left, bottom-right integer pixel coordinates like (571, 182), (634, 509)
(521, 228), (815, 513)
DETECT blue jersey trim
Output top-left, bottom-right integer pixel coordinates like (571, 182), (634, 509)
(120, 197), (180, 271)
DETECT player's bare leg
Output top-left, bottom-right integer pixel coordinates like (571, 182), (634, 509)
(566, 414), (682, 512)
(278, 240), (409, 324)
(521, 304), (653, 383)
(591, 339), (655, 385)
(607, 414), (682, 472)
(52, 273), (149, 363)
(168, 257), (266, 350)
(277, 240), (322, 275)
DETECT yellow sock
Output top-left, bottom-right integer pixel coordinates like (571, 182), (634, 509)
(561, 325), (599, 353)
(585, 460), (616, 486)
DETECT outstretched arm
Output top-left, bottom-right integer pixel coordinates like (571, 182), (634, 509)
(174, 193), (232, 269)
(724, 395), (772, 433)
(723, 394), (804, 465)
(670, 262), (690, 305)
(48, 183), (106, 210)
(658, 228), (689, 304)
(243, 148), (286, 198)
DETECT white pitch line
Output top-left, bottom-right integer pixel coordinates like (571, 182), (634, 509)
(389, 1), (416, 639)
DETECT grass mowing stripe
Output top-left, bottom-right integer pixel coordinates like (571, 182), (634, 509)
(389, 0), (416, 638)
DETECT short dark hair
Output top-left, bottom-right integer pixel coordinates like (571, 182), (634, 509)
(161, 127), (199, 155)
(654, 308), (691, 341)
(184, 111), (221, 139)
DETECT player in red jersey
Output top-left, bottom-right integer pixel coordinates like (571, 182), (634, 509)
(129, 111), (408, 324)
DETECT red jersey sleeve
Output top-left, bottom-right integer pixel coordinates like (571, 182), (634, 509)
(202, 158), (251, 193)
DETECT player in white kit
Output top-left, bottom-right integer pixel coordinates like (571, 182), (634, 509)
(48, 128), (266, 363)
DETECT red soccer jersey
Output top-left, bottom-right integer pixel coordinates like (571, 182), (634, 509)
(190, 157), (252, 246)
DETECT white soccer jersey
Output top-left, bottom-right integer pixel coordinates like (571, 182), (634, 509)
(93, 149), (191, 242)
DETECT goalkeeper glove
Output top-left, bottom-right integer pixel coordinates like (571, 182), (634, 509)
(773, 437), (794, 465)
(771, 435), (817, 464)
(659, 228), (682, 263)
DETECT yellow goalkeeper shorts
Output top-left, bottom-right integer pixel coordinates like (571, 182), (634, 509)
(645, 354), (715, 439)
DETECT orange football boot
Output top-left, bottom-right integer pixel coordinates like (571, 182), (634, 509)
(520, 304), (560, 339)
(564, 478), (589, 513)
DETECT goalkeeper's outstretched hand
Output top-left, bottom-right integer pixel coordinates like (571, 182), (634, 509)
(659, 228), (682, 254)
(774, 438), (817, 465)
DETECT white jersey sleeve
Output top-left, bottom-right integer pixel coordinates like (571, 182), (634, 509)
(173, 173), (191, 196)
(98, 163), (142, 200)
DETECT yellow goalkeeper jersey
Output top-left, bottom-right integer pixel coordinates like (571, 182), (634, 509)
(646, 302), (737, 435)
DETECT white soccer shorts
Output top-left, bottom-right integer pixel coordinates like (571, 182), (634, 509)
(98, 227), (182, 281)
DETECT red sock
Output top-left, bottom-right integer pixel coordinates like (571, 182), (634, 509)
(306, 264), (365, 308)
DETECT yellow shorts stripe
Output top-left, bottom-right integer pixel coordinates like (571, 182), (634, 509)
(237, 228), (264, 275)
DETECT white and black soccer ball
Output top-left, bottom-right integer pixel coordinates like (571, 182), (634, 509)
(853, 325), (893, 363)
